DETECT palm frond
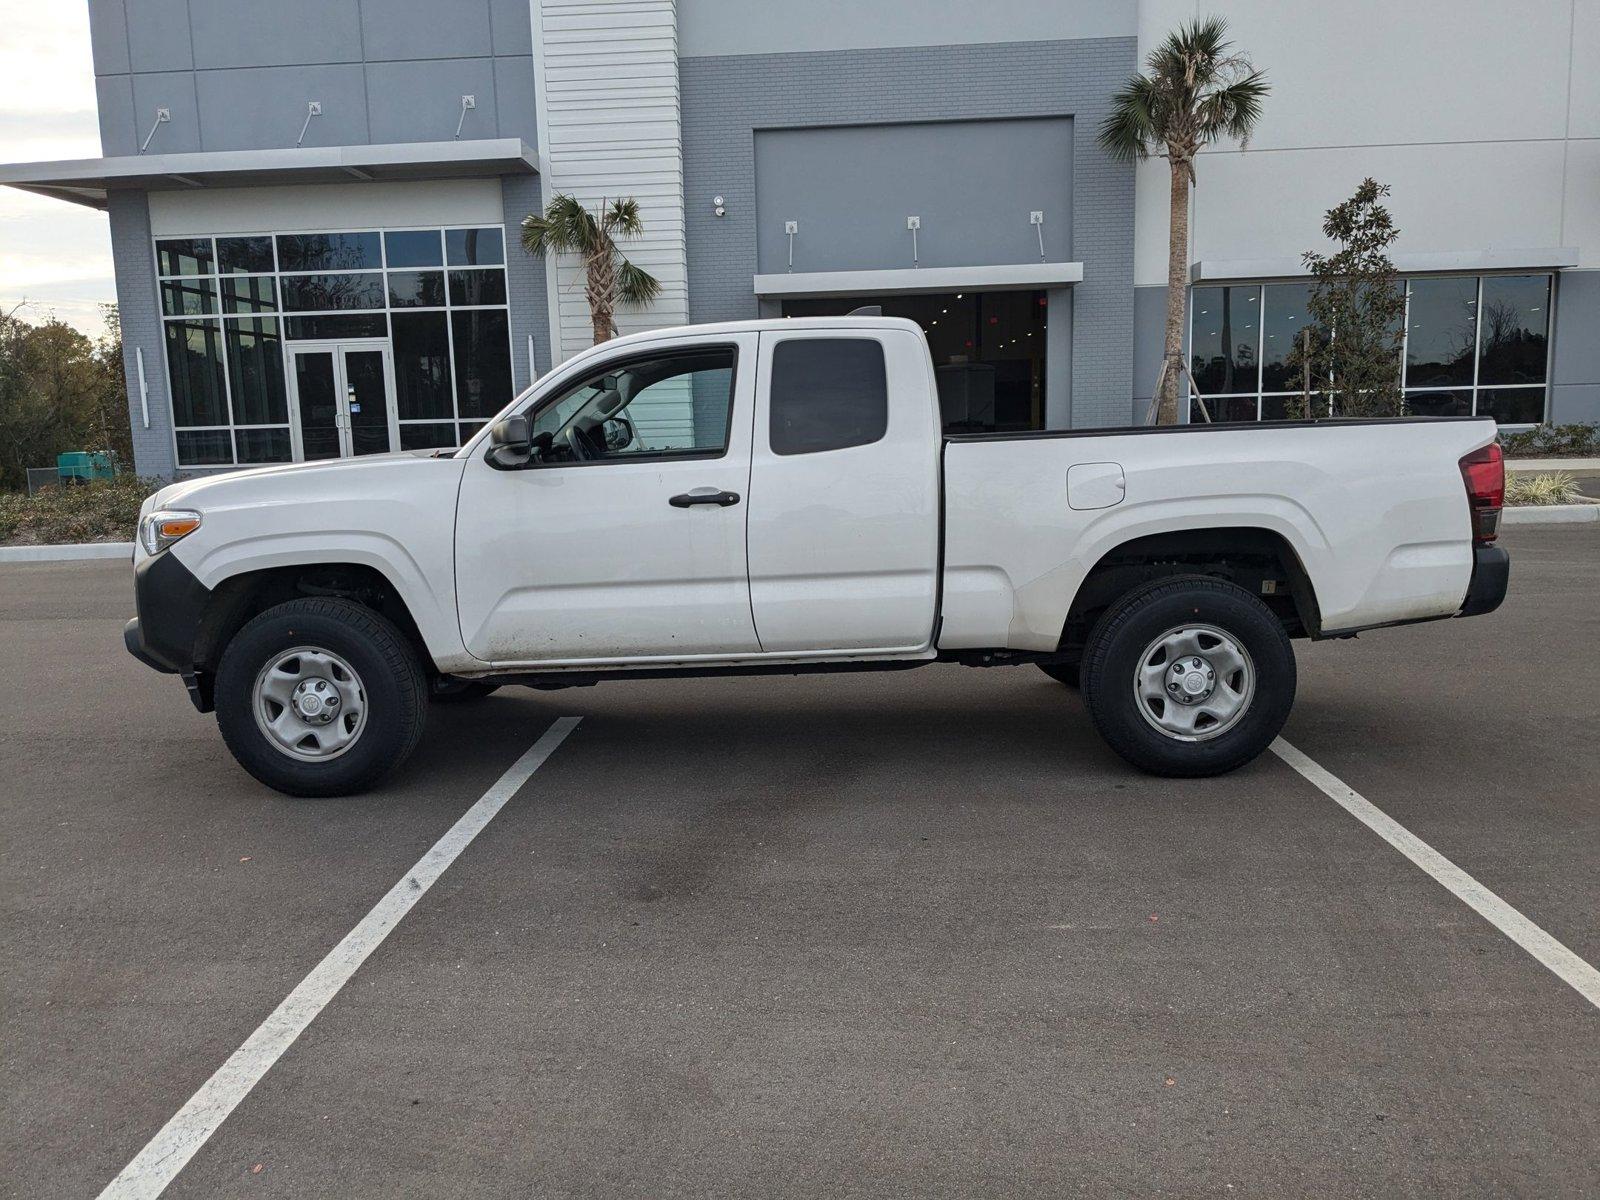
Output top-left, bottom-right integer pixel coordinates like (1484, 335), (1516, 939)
(520, 193), (600, 257)
(605, 197), (646, 239)
(615, 258), (661, 307)
(1098, 73), (1161, 161)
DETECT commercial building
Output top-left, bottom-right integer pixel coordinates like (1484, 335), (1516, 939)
(3, 1), (1595, 477)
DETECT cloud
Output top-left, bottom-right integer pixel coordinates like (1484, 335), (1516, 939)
(0, 3), (111, 336)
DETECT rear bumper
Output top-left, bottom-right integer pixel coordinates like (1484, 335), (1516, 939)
(1457, 542), (1510, 618)
(124, 550), (211, 674)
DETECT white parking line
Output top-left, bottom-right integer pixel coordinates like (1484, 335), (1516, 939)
(1272, 737), (1600, 1012)
(96, 716), (583, 1200)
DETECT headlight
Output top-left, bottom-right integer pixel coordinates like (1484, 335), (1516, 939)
(139, 509), (202, 556)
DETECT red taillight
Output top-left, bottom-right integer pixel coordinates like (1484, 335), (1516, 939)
(1459, 442), (1504, 543)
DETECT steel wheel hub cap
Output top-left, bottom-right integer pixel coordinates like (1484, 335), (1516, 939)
(253, 646), (367, 761)
(1133, 625), (1254, 742)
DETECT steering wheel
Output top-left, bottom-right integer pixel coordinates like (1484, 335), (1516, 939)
(563, 423), (600, 461)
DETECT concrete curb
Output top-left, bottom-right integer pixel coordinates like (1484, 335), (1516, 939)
(1506, 457), (1600, 474)
(0, 542), (134, 563)
(1502, 504), (1600, 526)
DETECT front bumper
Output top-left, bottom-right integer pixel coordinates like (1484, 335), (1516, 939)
(124, 549), (211, 675)
(1457, 542), (1510, 618)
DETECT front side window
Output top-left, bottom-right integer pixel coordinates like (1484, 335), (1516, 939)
(527, 347), (736, 464)
(769, 338), (888, 455)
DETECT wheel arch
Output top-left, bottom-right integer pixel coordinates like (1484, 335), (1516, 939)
(193, 561), (437, 678)
(1056, 526), (1322, 658)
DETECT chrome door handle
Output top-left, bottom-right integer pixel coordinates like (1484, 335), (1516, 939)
(669, 489), (741, 508)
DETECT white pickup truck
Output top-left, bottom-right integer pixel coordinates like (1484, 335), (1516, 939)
(125, 316), (1509, 796)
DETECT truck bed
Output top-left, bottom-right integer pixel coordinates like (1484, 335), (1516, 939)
(938, 416), (1499, 651)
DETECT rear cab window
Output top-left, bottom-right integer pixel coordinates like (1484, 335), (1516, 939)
(769, 339), (888, 455)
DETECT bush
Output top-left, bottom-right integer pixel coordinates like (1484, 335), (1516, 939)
(1504, 472), (1582, 506)
(0, 475), (163, 545)
(1500, 423), (1599, 458)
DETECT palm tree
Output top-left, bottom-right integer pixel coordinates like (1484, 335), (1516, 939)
(521, 194), (661, 345)
(1099, 17), (1268, 424)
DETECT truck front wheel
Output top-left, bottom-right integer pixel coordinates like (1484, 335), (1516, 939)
(215, 598), (428, 797)
(1079, 577), (1295, 777)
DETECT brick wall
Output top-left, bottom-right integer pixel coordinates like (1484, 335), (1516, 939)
(501, 173), (553, 391)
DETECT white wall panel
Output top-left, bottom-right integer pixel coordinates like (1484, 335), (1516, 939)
(148, 179), (504, 234)
(1191, 142), (1569, 266)
(534, 0), (689, 362)
(1131, 0), (1595, 281)
(1190, 0), (1570, 151)
(1563, 139), (1600, 268)
(1571, 0), (1600, 139)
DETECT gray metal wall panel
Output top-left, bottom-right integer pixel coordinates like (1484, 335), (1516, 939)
(189, 0), (364, 69)
(1550, 269), (1600, 425)
(679, 0), (1136, 57)
(682, 37), (1137, 429)
(1550, 270), (1600, 389)
(365, 58), (499, 144)
(751, 119), (1072, 274)
(489, 0), (533, 54)
(108, 191), (177, 478)
(88, 0), (131, 75)
(359, 0), (494, 61)
(131, 72), (201, 153)
(500, 174), (553, 391)
(124, 0), (193, 73)
(492, 56), (538, 141)
(95, 74), (138, 157)
(1045, 287), (1073, 428)
(1550, 384), (1600, 425)
(195, 65), (372, 150)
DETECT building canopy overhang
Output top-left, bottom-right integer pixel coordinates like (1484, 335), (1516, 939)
(753, 261), (1084, 300)
(0, 139), (538, 210)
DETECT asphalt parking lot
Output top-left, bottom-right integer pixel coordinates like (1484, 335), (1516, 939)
(3, 525), (1597, 1199)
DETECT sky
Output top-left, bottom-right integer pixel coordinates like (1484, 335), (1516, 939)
(0, 0), (116, 337)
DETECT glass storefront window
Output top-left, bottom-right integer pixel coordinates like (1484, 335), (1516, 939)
(391, 311), (455, 421)
(451, 309), (513, 418)
(217, 236), (274, 274)
(446, 227), (504, 266)
(1477, 275), (1550, 385)
(275, 232), (382, 272)
(1189, 285), (1260, 397)
(157, 226), (513, 467)
(1405, 276), (1478, 388)
(384, 230), (444, 268)
(1191, 273), (1551, 426)
(1259, 281), (1313, 393)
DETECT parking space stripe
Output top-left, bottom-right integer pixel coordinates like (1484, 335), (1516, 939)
(95, 716), (583, 1200)
(1272, 737), (1600, 1012)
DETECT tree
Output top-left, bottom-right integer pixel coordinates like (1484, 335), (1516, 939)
(0, 303), (131, 491)
(1099, 16), (1269, 424)
(1283, 178), (1406, 419)
(520, 195), (661, 345)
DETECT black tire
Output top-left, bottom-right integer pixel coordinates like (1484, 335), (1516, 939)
(215, 598), (428, 797)
(430, 679), (501, 703)
(1037, 660), (1081, 688)
(1079, 576), (1295, 778)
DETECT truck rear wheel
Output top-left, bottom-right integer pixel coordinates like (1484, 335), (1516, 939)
(215, 598), (427, 797)
(1079, 577), (1295, 777)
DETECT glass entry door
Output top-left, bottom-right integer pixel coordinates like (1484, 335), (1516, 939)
(289, 342), (397, 460)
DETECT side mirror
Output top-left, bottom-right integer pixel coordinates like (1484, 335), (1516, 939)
(487, 414), (532, 468)
(602, 416), (635, 451)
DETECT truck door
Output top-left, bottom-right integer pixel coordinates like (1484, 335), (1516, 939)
(454, 334), (761, 664)
(746, 326), (941, 653)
